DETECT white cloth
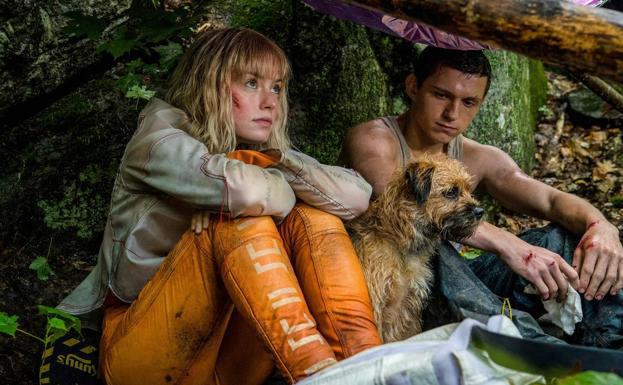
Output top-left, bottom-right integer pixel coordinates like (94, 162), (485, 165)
(298, 315), (543, 385)
(523, 284), (583, 335)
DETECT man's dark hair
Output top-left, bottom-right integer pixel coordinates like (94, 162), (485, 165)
(414, 46), (492, 97)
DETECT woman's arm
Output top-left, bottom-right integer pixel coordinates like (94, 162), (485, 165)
(122, 130), (296, 221)
(266, 149), (373, 220)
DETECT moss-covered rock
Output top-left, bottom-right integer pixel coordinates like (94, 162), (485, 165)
(0, 0), (132, 115)
(468, 51), (547, 171)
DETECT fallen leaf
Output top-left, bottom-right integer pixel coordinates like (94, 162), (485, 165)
(560, 146), (572, 157)
(586, 131), (608, 145)
(597, 175), (617, 193)
(592, 160), (618, 181)
(568, 138), (592, 159)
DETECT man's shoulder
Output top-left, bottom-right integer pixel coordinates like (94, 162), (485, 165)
(346, 118), (398, 149)
(340, 118), (400, 168)
(461, 137), (521, 181)
(462, 137), (507, 161)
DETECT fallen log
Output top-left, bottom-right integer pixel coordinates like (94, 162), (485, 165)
(345, 0), (623, 83)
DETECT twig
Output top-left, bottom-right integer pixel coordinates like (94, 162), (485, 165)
(572, 72), (623, 114)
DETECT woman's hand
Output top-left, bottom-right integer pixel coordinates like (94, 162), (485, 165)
(191, 210), (210, 234)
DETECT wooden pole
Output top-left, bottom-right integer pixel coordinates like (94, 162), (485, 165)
(344, 0), (623, 83)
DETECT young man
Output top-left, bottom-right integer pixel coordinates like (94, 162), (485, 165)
(339, 46), (623, 346)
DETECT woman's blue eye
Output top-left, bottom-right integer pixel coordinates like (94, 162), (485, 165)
(245, 79), (257, 88)
(271, 84), (282, 94)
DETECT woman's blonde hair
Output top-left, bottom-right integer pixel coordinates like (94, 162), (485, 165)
(166, 27), (291, 153)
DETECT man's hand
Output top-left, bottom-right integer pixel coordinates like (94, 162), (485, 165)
(500, 237), (580, 302)
(572, 220), (623, 300)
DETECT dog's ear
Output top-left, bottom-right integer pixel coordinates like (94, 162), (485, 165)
(406, 163), (433, 205)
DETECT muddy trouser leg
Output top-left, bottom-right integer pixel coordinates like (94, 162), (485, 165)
(279, 203), (381, 360)
(212, 216), (338, 383)
(428, 224), (623, 348)
(100, 230), (235, 385)
(100, 216), (338, 385)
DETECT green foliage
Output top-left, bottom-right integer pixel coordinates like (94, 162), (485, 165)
(93, 2), (193, 60)
(459, 246), (485, 260)
(38, 306), (81, 344)
(610, 195), (623, 208)
(28, 256), (54, 281)
(152, 41), (183, 71)
(554, 371), (623, 385)
(98, 25), (136, 59)
(0, 306), (80, 345)
(538, 105), (555, 120)
(38, 165), (113, 239)
(63, 11), (107, 40)
(126, 84), (156, 100)
(0, 312), (19, 337)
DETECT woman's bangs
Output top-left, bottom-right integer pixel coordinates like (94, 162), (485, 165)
(233, 40), (289, 82)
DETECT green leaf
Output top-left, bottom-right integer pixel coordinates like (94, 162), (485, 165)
(152, 41), (182, 71)
(459, 246), (484, 260)
(39, 306), (81, 340)
(116, 72), (142, 92)
(126, 58), (144, 73)
(555, 371), (623, 385)
(125, 85), (156, 100)
(98, 26), (137, 59)
(0, 312), (19, 337)
(63, 11), (106, 40)
(29, 256), (54, 281)
(48, 317), (67, 331)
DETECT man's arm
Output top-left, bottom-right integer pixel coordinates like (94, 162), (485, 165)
(339, 120), (402, 198)
(465, 141), (622, 301)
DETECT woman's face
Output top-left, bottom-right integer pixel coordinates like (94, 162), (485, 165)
(231, 72), (283, 145)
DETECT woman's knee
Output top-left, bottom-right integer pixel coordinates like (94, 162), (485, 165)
(282, 203), (347, 237)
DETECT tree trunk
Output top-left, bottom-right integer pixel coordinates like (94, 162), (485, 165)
(345, 0), (623, 83)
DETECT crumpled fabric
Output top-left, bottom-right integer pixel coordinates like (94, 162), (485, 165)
(297, 315), (543, 385)
(523, 284), (583, 335)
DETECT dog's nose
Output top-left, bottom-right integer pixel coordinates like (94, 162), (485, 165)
(472, 207), (484, 219)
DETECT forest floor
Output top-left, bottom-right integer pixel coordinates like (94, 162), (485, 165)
(1, 71), (622, 385)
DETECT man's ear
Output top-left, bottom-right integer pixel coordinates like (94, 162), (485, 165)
(406, 163), (433, 205)
(405, 74), (419, 101)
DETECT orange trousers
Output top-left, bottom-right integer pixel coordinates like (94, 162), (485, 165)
(99, 204), (381, 385)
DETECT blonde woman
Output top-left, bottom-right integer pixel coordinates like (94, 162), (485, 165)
(58, 28), (381, 385)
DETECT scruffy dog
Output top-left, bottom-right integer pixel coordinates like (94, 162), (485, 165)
(348, 155), (484, 342)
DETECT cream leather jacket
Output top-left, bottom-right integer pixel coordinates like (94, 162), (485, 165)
(58, 98), (372, 319)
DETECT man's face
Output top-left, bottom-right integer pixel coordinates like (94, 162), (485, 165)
(407, 66), (488, 145)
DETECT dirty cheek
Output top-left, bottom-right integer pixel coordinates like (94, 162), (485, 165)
(232, 94), (240, 108)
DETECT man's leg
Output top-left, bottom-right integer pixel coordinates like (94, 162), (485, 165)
(517, 225), (623, 348)
(427, 241), (560, 343)
(278, 203), (382, 359)
(459, 224), (623, 348)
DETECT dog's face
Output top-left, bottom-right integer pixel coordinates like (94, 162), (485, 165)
(402, 155), (483, 241)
